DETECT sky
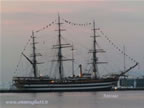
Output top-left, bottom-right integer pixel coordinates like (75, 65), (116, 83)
(1, 0), (144, 88)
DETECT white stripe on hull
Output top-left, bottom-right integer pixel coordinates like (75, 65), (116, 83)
(23, 81), (115, 88)
(22, 85), (112, 91)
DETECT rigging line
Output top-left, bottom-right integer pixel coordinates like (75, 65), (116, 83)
(61, 19), (91, 37)
(84, 62), (91, 73)
(53, 63), (59, 79)
(82, 51), (93, 71)
(14, 36), (32, 74)
(60, 28), (92, 71)
(60, 31), (90, 51)
(35, 19), (57, 33)
(61, 35), (73, 44)
(48, 60), (55, 77)
(63, 20), (92, 33)
(96, 42), (120, 72)
(96, 40), (122, 71)
(62, 18), (92, 27)
(63, 24), (92, 71)
(100, 30), (138, 64)
(49, 41), (60, 77)
(87, 65), (93, 74)
(73, 66), (80, 75)
(23, 36), (32, 53)
(62, 37), (89, 69)
(49, 59), (55, 77)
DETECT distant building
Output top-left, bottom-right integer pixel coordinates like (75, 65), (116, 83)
(119, 78), (144, 88)
(136, 79), (144, 87)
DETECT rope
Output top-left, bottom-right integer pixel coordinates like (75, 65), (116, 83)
(14, 36), (32, 75)
(62, 18), (91, 27)
(100, 30), (138, 64)
(35, 20), (57, 33)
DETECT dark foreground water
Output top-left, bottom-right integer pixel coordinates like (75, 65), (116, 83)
(0, 91), (144, 108)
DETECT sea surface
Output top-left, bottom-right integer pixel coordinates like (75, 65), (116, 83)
(0, 91), (144, 108)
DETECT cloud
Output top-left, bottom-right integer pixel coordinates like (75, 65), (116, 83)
(2, 20), (19, 25)
(111, 7), (137, 13)
(1, 1), (76, 15)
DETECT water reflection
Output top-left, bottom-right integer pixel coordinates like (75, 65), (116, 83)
(0, 91), (144, 108)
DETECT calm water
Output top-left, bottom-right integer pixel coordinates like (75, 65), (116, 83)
(0, 91), (144, 108)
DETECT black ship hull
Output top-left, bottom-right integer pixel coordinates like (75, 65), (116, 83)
(13, 77), (118, 92)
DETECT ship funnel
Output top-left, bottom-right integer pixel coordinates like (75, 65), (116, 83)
(79, 64), (83, 77)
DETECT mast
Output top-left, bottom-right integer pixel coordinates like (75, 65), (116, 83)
(89, 20), (106, 79)
(57, 14), (64, 80)
(32, 31), (37, 77)
(21, 31), (39, 77)
(72, 44), (75, 77)
(52, 14), (75, 80)
(92, 21), (98, 79)
(123, 45), (126, 72)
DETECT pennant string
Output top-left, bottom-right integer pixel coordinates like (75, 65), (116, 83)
(15, 35), (32, 74)
(100, 30), (138, 64)
(62, 18), (92, 27)
(34, 20), (57, 33)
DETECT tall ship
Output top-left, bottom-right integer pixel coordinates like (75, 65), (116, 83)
(12, 15), (138, 91)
